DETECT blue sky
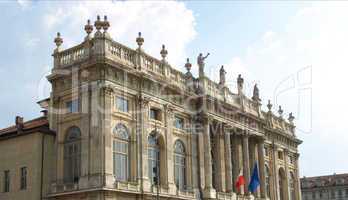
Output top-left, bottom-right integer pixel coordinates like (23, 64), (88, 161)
(1, 1), (347, 177)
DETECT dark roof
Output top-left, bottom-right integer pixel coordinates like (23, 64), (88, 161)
(301, 173), (348, 189)
(0, 116), (55, 140)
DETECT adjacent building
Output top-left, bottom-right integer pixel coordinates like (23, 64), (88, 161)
(301, 174), (348, 200)
(0, 15), (302, 200)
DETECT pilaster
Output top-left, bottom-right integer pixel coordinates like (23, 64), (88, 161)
(216, 124), (226, 192)
(164, 104), (175, 194)
(242, 133), (251, 195)
(284, 149), (290, 200)
(224, 130), (233, 193)
(257, 138), (266, 198)
(202, 117), (216, 198)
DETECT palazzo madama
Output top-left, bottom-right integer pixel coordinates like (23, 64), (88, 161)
(0, 16), (302, 200)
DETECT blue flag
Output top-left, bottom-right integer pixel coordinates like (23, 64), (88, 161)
(248, 163), (260, 193)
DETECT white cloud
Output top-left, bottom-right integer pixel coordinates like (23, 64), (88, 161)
(17, 0), (32, 9)
(42, 1), (196, 67)
(231, 2), (348, 176)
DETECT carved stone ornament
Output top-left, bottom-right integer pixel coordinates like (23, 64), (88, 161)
(94, 15), (102, 31)
(164, 104), (174, 115)
(288, 112), (295, 123)
(267, 100), (273, 112)
(278, 105), (284, 117)
(136, 32), (144, 48)
(136, 94), (150, 108)
(160, 44), (168, 60)
(102, 86), (114, 96)
(84, 19), (93, 37)
(54, 32), (63, 48)
(102, 15), (110, 32)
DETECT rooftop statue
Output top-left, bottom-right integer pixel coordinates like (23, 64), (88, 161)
(219, 65), (226, 86)
(197, 53), (209, 78)
(237, 74), (244, 94)
(252, 84), (261, 101)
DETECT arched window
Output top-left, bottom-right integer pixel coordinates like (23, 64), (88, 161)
(148, 132), (160, 185)
(265, 165), (271, 198)
(113, 123), (129, 181)
(174, 140), (186, 190)
(289, 172), (296, 200)
(64, 126), (81, 183)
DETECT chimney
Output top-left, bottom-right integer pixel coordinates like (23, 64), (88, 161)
(15, 116), (24, 132)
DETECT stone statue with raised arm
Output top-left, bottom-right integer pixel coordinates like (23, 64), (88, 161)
(197, 52), (210, 78)
(219, 65), (226, 86)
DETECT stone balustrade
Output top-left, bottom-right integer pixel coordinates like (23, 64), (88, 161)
(52, 34), (295, 137)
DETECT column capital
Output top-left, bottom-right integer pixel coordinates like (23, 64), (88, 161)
(164, 103), (175, 115)
(256, 136), (266, 143)
(136, 94), (150, 108)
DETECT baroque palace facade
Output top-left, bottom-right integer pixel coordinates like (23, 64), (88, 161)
(0, 16), (302, 200)
(301, 173), (348, 200)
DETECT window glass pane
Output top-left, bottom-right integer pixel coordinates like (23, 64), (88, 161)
(4, 170), (10, 192)
(20, 167), (27, 190)
(116, 97), (128, 112)
(150, 108), (161, 120)
(64, 127), (81, 183)
(174, 116), (184, 129)
(66, 100), (78, 113)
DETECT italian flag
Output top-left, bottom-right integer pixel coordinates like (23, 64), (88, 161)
(235, 169), (245, 191)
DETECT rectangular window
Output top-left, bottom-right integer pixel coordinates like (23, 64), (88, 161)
(116, 97), (128, 113)
(4, 170), (10, 193)
(278, 151), (283, 160)
(150, 108), (161, 121)
(174, 116), (184, 130)
(20, 167), (27, 190)
(66, 99), (78, 113)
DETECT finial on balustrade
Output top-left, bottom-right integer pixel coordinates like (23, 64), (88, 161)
(54, 32), (63, 51)
(267, 100), (273, 112)
(102, 15), (110, 32)
(185, 58), (192, 72)
(160, 44), (168, 61)
(288, 112), (295, 124)
(278, 105), (284, 118)
(94, 15), (103, 36)
(136, 32), (144, 49)
(84, 19), (93, 40)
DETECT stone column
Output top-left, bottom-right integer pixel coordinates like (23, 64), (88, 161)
(242, 133), (250, 195)
(164, 104), (175, 194)
(224, 129), (233, 193)
(137, 95), (150, 191)
(232, 134), (243, 194)
(272, 143), (279, 200)
(197, 119), (205, 191)
(203, 117), (216, 198)
(295, 153), (301, 200)
(217, 124), (226, 192)
(79, 84), (90, 188)
(284, 149), (290, 200)
(257, 138), (266, 198)
(102, 86), (114, 186)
